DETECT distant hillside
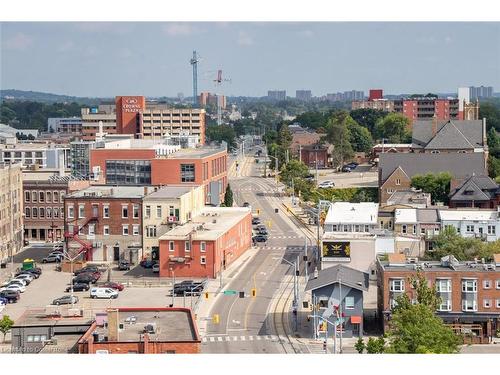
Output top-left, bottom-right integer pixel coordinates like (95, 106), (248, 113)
(0, 89), (105, 105)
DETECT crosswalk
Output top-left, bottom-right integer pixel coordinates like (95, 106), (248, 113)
(258, 246), (305, 251)
(268, 236), (302, 239)
(202, 335), (279, 343)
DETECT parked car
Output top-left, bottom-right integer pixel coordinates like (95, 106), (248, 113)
(99, 282), (124, 291)
(152, 263), (160, 273)
(9, 278), (29, 286)
(252, 235), (268, 243)
(1, 284), (26, 293)
(118, 260), (131, 271)
(252, 217), (261, 225)
(76, 271), (100, 283)
(256, 224), (267, 231)
(347, 162), (358, 169)
(0, 297), (8, 305)
(13, 274), (34, 284)
(16, 270), (40, 279)
(0, 290), (20, 303)
(341, 165), (353, 173)
(170, 283), (203, 296)
(52, 295), (79, 305)
(243, 202), (251, 208)
(19, 267), (42, 277)
(66, 283), (90, 292)
(72, 274), (94, 285)
(49, 251), (64, 258)
(140, 259), (155, 269)
(42, 254), (62, 263)
(318, 180), (335, 189)
(90, 287), (118, 299)
(74, 266), (99, 276)
(257, 228), (268, 235)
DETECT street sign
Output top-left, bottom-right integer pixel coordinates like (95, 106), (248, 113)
(223, 290), (237, 295)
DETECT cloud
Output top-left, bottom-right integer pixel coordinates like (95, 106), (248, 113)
(3, 33), (33, 51)
(237, 31), (254, 46)
(162, 23), (198, 36)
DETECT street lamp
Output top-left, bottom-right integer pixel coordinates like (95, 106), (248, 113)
(61, 247), (83, 310)
(282, 256), (299, 331)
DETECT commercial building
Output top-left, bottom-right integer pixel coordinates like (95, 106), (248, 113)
(299, 144), (333, 169)
(377, 254), (500, 343)
(305, 265), (369, 338)
(47, 117), (82, 136)
(267, 90), (286, 101)
(78, 307), (201, 354)
(89, 139), (228, 206)
(70, 140), (97, 179)
(0, 142), (70, 170)
(393, 208), (440, 252)
(158, 207), (252, 279)
(368, 89), (383, 101)
(81, 104), (117, 141)
(142, 185), (205, 260)
(296, 90), (312, 101)
(64, 186), (154, 263)
(0, 163), (23, 264)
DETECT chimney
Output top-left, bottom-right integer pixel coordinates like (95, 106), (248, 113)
(483, 118), (487, 145)
(107, 309), (119, 342)
(431, 115), (438, 137)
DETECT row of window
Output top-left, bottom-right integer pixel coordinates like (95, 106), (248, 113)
(25, 207), (63, 219)
(330, 224), (371, 233)
(67, 204), (140, 219)
(390, 278), (500, 293)
(167, 241), (206, 253)
(25, 190), (64, 203)
(317, 296), (355, 310)
(144, 205), (178, 219)
(71, 224), (140, 236)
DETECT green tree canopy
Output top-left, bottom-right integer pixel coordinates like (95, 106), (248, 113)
(374, 113), (411, 143)
(349, 108), (388, 133)
(410, 172), (452, 204)
(323, 111), (354, 168)
(0, 315), (14, 343)
(205, 124), (236, 149)
(279, 160), (310, 187)
(223, 184), (234, 207)
(348, 122), (373, 153)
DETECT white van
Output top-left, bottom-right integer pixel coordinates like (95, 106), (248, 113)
(90, 287), (118, 299)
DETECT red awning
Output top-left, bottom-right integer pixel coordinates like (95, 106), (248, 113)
(350, 316), (362, 324)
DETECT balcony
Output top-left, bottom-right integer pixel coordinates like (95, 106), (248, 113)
(161, 216), (179, 225)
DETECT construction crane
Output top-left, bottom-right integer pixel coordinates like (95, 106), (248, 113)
(213, 69), (231, 126)
(190, 51), (200, 106)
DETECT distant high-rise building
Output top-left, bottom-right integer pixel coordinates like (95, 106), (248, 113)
(326, 90), (364, 102)
(469, 86), (494, 100)
(296, 90), (312, 101)
(267, 90), (286, 101)
(199, 92), (227, 109)
(369, 89), (383, 101)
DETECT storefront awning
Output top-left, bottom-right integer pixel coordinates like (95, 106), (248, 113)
(351, 316), (362, 324)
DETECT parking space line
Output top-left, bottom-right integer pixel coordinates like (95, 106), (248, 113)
(240, 336), (246, 341)
(209, 337), (215, 342)
(217, 336), (223, 342)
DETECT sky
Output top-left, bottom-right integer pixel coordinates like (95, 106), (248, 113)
(1, 22), (499, 98)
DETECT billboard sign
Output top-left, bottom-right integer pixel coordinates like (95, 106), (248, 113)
(322, 241), (351, 262)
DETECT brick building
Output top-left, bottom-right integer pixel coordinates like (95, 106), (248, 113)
(78, 307), (201, 354)
(449, 175), (500, 209)
(377, 254), (500, 343)
(64, 186), (154, 263)
(299, 144), (332, 169)
(158, 207), (252, 279)
(90, 140), (228, 206)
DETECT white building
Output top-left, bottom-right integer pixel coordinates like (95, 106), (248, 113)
(438, 209), (500, 242)
(0, 143), (70, 170)
(47, 117), (82, 135)
(324, 202), (379, 233)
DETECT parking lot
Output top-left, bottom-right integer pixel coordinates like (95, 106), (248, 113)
(312, 164), (378, 188)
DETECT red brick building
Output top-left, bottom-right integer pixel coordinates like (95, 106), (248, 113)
(377, 254), (500, 343)
(299, 144), (331, 168)
(78, 307), (200, 354)
(158, 207), (252, 279)
(116, 96), (146, 135)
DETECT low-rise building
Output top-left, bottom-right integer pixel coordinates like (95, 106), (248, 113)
(78, 307), (201, 354)
(47, 117), (82, 136)
(142, 185), (205, 260)
(158, 207), (252, 279)
(377, 254), (500, 343)
(0, 142), (70, 170)
(438, 209), (500, 242)
(394, 208), (440, 252)
(449, 175), (500, 209)
(323, 202), (379, 234)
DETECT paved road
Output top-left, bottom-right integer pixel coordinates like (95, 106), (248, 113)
(202, 156), (316, 354)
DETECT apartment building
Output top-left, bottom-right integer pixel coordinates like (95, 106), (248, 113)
(393, 208), (440, 252)
(295, 90), (312, 101)
(199, 92), (226, 110)
(64, 186), (154, 263)
(439, 209), (500, 242)
(377, 254), (500, 343)
(448, 175), (500, 209)
(0, 163), (23, 264)
(81, 105), (117, 141)
(158, 207), (252, 279)
(267, 90), (286, 101)
(142, 185), (205, 260)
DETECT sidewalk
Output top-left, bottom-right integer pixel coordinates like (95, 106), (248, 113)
(194, 245), (260, 338)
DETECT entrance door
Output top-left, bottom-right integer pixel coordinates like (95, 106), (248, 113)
(113, 246), (120, 261)
(39, 229), (46, 241)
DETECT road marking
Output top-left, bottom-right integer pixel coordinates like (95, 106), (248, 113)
(209, 337), (215, 342)
(266, 335), (272, 340)
(240, 336), (246, 341)
(233, 336), (238, 341)
(256, 336), (262, 340)
(202, 337), (207, 342)
(248, 336), (253, 341)
(225, 336), (231, 341)
(217, 336), (223, 342)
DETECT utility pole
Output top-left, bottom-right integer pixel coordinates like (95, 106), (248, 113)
(190, 51), (199, 107)
(339, 277), (343, 354)
(304, 237), (308, 280)
(171, 269), (175, 307)
(275, 148), (279, 195)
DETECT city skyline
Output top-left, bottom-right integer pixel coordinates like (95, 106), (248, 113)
(1, 22), (499, 98)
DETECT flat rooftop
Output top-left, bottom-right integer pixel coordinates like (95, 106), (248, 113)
(92, 309), (198, 342)
(438, 209), (497, 221)
(12, 308), (94, 328)
(325, 202), (379, 225)
(379, 255), (500, 273)
(162, 146), (226, 159)
(160, 207), (250, 241)
(145, 185), (199, 200)
(67, 185), (153, 199)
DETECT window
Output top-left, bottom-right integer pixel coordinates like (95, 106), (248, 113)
(438, 300), (452, 312)
(488, 225), (496, 235)
(46, 191), (51, 202)
(169, 205), (175, 216)
(466, 225), (474, 233)
(345, 296), (355, 310)
(185, 241), (191, 252)
(103, 205), (110, 218)
(32, 207), (38, 218)
(133, 205), (139, 218)
(496, 299), (500, 309)
(332, 225), (338, 231)
(122, 205), (129, 218)
(389, 279), (405, 292)
(153, 205), (162, 219)
(169, 241), (174, 252)
(462, 280), (477, 293)
(39, 191), (45, 202)
(68, 206), (74, 219)
(181, 164), (195, 182)
(200, 256), (206, 265)
(24, 191), (30, 202)
(53, 191), (59, 202)
(39, 207), (45, 218)
(122, 225), (129, 236)
(200, 241), (206, 252)
(132, 225), (140, 236)
(25, 207), (31, 218)
(364, 225), (369, 232)
(395, 178), (401, 185)
(402, 225), (407, 234)
(46, 207), (52, 218)
(32, 191), (38, 202)
(436, 279), (451, 293)
(145, 205), (151, 218)
(53, 207), (59, 218)
(103, 225), (110, 236)
(78, 205), (85, 218)
(88, 224), (95, 236)
(147, 226), (157, 238)
(496, 280), (500, 289)
(389, 298), (398, 309)
(462, 300), (477, 312)
(483, 280), (491, 289)
(484, 299), (492, 308)
(387, 188), (394, 194)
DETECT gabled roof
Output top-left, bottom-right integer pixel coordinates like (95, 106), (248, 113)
(379, 152), (486, 183)
(412, 120), (484, 149)
(449, 175), (499, 202)
(305, 265), (369, 292)
(424, 121), (475, 150)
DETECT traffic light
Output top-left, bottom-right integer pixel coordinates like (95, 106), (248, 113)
(251, 288), (257, 297)
(239, 291), (245, 298)
(303, 255), (308, 262)
(212, 314), (220, 324)
(295, 270), (300, 276)
(204, 292), (209, 299)
(323, 341), (327, 351)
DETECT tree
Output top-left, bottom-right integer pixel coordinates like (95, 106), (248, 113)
(479, 102), (500, 132)
(366, 336), (385, 353)
(386, 272), (460, 354)
(324, 111), (354, 168)
(348, 122), (373, 153)
(223, 184), (234, 207)
(0, 315), (14, 343)
(374, 113), (411, 143)
(294, 111), (329, 130)
(354, 337), (366, 354)
(411, 172), (452, 204)
(350, 108), (388, 133)
(205, 124), (236, 149)
(488, 156), (500, 179)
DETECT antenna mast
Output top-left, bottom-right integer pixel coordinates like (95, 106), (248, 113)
(190, 51), (199, 106)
